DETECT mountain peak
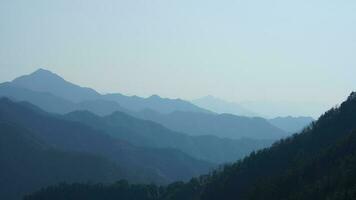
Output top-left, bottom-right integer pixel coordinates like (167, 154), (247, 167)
(11, 68), (100, 102)
(30, 68), (63, 79)
(148, 94), (161, 99)
(34, 68), (52, 73)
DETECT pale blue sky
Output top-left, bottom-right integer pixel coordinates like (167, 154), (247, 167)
(1, 0), (355, 117)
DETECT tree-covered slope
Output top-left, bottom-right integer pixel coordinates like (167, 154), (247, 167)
(198, 92), (356, 200)
(247, 130), (356, 200)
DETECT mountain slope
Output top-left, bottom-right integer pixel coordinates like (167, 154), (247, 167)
(0, 82), (77, 114)
(0, 122), (125, 200)
(0, 98), (213, 185)
(247, 130), (356, 200)
(197, 92), (356, 200)
(65, 110), (273, 163)
(134, 109), (287, 139)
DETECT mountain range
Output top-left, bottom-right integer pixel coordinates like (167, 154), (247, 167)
(0, 98), (213, 199)
(11, 69), (211, 114)
(0, 68), (311, 139)
(24, 92), (356, 200)
(0, 68), (317, 200)
(133, 109), (286, 139)
(64, 109), (274, 163)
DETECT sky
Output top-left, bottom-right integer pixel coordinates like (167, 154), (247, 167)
(0, 0), (356, 117)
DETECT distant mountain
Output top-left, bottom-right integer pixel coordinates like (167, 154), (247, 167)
(268, 116), (314, 133)
(2, 68), (286, 141)
(133, 109), (287, 139)
(65, 110), (273, 163)
(0, 122), (125, 200)
(103, 93), (212, 114)
(0, 82), (127, 115)
(12, 69), (100, 102)
(0, 69), (277, 164)
(25, 92), (356, 200)
(192, 95), (257, 117)
(11, 69), (211, 114)
(0, 98), (213, 186)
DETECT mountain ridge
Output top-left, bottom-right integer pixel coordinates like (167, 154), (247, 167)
(0, 98), (214, 187)
(64, 109), (274, 163)
(133, 109), (287, 139)
(11, 69), (211, 114)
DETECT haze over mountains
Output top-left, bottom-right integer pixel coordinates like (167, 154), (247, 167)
(0, 69), (312, 136)
(0, 68), (318, 200)
(1, 0), (354, 199)
(0, 69), (294, 199)
(0, 98), (214, 199)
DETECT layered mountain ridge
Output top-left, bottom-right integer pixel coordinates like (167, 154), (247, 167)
(24, 92), (356, 200)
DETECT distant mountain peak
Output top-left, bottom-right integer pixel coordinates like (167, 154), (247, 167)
(29, 68), (64, 79)
(11, 68), (100, 103)
(34, 68), (52, 73)
(12, 68), (68, 86)
(148, 94), (161, 99)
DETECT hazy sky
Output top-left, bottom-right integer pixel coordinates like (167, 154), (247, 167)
(1, 0), (356, 117)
